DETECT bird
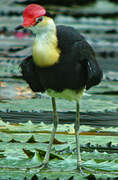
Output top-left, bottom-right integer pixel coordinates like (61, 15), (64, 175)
(16, 4), (103, 170)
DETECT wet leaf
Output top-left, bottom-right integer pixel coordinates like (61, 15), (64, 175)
(87, 174), (96, 180)
(8, 123), (24, 127)
(9, 139), (20, 143)
(31, 174), (39, 180)
(26, 135), (38, 143)
(44, 138), (67, 145)
(55, 146), (72, 155)
(23, 149), (35, 159)
(67, 177), (74, 180)
(35, 149), (64, 161)
(22, 148), (64, 161)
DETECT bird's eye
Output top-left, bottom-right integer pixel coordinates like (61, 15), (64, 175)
(35, 17), (43, 24)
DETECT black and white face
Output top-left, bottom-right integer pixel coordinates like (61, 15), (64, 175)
(29, 16), (55, 34)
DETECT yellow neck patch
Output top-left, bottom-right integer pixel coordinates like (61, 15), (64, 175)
(32, 18), (60, 67)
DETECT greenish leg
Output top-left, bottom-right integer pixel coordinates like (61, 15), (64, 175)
(41, 97), (59, 168)
(74, 101), (82, 170)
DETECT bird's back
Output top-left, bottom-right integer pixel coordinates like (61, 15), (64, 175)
(56, 25), (102, 90)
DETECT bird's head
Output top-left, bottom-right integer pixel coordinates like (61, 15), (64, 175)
(16, 4), (54, 33)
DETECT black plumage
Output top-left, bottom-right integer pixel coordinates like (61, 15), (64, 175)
(20, 25), (102, 93)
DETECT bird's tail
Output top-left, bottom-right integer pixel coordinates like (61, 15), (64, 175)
(86, 59), (103, 90)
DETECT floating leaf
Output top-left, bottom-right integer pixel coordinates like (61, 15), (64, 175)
(0, 120), (8, 126)
(68, 176), (74, 180)
(9, 139), (20, 143)
(55, 146), (72, 155)
(26, 135), (38, 143)
(23, 148), (35, 159)
(80, 143), (118, 153)
(8, 123), (24, 127)
(31, 174), (39, 180)
(22, 148), (64, 161)
(86, 174), (96, 180)
(35, 149), (64, 161)
(44, 137), (67, 145)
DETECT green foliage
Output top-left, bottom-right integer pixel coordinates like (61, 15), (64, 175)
(0, 120), (117, 179)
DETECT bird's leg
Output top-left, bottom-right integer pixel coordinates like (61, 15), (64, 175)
(74, 101), (82, 170)
(40, 97), (58, 169)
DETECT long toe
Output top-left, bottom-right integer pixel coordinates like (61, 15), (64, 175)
(39, 163), (48, 171)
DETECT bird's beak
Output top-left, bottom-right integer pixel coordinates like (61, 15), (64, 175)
(15, 25), (24, 30)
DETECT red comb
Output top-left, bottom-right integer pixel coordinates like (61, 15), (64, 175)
(22, 4), (46, 27)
